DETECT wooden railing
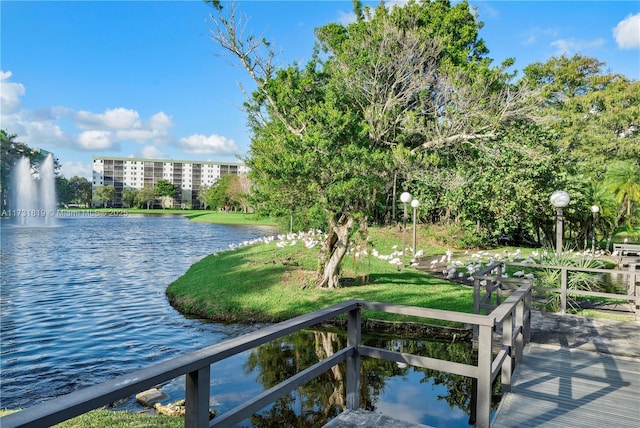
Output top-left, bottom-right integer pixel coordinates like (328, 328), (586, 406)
(473, 261), (638, 316)
(1, 292), (533, 428)
(507, 262), (638, 315)
(613, 243), (640, 257)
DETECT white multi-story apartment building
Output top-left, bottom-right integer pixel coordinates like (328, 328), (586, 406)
(92, 156), (249, 208)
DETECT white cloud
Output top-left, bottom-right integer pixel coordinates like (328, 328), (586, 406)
(178, 133), (239, 155)
(1, 72), (236, 162)
(0, 72), (173, 152)
(148, 111), (172, 130)
(386, 0), (410, 10)
(75, 107), (141, 130)
(140, 145), (167, 159)
(520, 28), (559, 46)
(337, 11), (357, 26)
(115, 129), (161, 142)
(77, 130), (117, 151)
(613, 13), (640, 49)
(0, 70), (26, 114)
(476, 2), (498, 19)
(550, 38), (605, 56)
(60, 161), (93, 180)
(336, 0), (410, 26)
(71, 108), (172, 149)
(20, 120), (69, 148)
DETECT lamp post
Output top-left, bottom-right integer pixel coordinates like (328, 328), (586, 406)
(400, 192), (411, 263)
(411, 199), (420, 256)
(591, 205), (599, 254)
(550, 190), (570, 256)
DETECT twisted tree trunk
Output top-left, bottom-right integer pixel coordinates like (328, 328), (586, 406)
(318, 213), (354, 289)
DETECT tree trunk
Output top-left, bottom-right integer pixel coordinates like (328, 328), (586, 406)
(314, 331), (346, 411)
(317, 213), (354, 289)
(605, 204), (627, 253)
(392, 172), (397, 225)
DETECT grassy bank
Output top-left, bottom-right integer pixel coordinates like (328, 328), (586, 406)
(167, 227), (473, 325)
(184, 211), (278, 226)
(59, 208), (279, 226)
(0, 409), (184, 427)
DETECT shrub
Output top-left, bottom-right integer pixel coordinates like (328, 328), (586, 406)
(534, 252), (606, 312)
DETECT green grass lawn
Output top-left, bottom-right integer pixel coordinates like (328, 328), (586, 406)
(59, 208), (279, 226)
(183, 211), (278, 226)
(167, 227), (473, 325)
(0, 409), (184, 427)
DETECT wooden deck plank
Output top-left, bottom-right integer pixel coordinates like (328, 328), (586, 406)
(491, 343), (640, 428)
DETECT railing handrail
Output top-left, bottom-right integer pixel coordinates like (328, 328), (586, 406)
(489, 283), (533, 324)
(360, 300), (495, 326)
(1, 289), (533, 428)
(506, 261), (636, 276)
(504, 261), (639, 314)
(0, 300), (359, 428)
(474, 261), (503, 278)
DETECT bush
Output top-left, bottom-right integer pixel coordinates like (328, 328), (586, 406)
(534, 252), (607, 312)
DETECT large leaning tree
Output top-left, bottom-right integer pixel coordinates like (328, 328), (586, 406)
(207, 0), (535, 288)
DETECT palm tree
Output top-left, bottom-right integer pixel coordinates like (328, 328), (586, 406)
(604, 161), (640, 250)
(584, 179), (616, 251)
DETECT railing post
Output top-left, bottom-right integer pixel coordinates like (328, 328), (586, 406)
(524, 284), (532, 343)
(514, 298), (524, 364)
(473, 278), (481, 341)
(496, 262), (503, 307)
(346, 305), (361, 410)
(628, 263), (638, 310)
(476, 323), (493, 428)
(560, 266), (568, 315)
(185, 366), (211, 428)
(501, 312), (513, 394)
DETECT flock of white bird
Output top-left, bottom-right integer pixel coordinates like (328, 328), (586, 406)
(215, 230), (326, 256)
(215, 229), (426, 268)
(434, 249), (538, 283)
(216, 229), (608, 284)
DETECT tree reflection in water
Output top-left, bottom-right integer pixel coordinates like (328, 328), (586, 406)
(242, 329), (500, 427)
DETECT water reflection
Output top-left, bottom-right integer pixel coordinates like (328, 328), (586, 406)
(236, 330), (498, 427)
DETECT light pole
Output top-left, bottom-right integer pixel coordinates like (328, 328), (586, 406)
(550, 190), (570, 256)
(591, 205), (599, 254)
(411, 199), (420, 256)
(400, 192), (411, 263)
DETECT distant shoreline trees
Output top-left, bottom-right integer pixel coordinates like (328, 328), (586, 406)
(1, 130), (94, 210)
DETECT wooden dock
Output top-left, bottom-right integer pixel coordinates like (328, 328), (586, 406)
(491, 343), (640, 427)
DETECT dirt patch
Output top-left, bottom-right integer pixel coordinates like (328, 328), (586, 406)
(282, 268), (316, 288)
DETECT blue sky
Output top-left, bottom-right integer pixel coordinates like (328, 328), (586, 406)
(2, 1), (639, 179)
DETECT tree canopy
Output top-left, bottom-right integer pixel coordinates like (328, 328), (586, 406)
(93, 185), (115, 208)
(209, 0), (539, 288)
(524, 54), (640, 177)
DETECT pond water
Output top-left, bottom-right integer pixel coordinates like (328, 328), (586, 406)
(0, 215), (488, 427)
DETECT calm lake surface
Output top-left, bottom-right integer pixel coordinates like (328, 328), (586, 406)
(0, 215), (479, 427)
